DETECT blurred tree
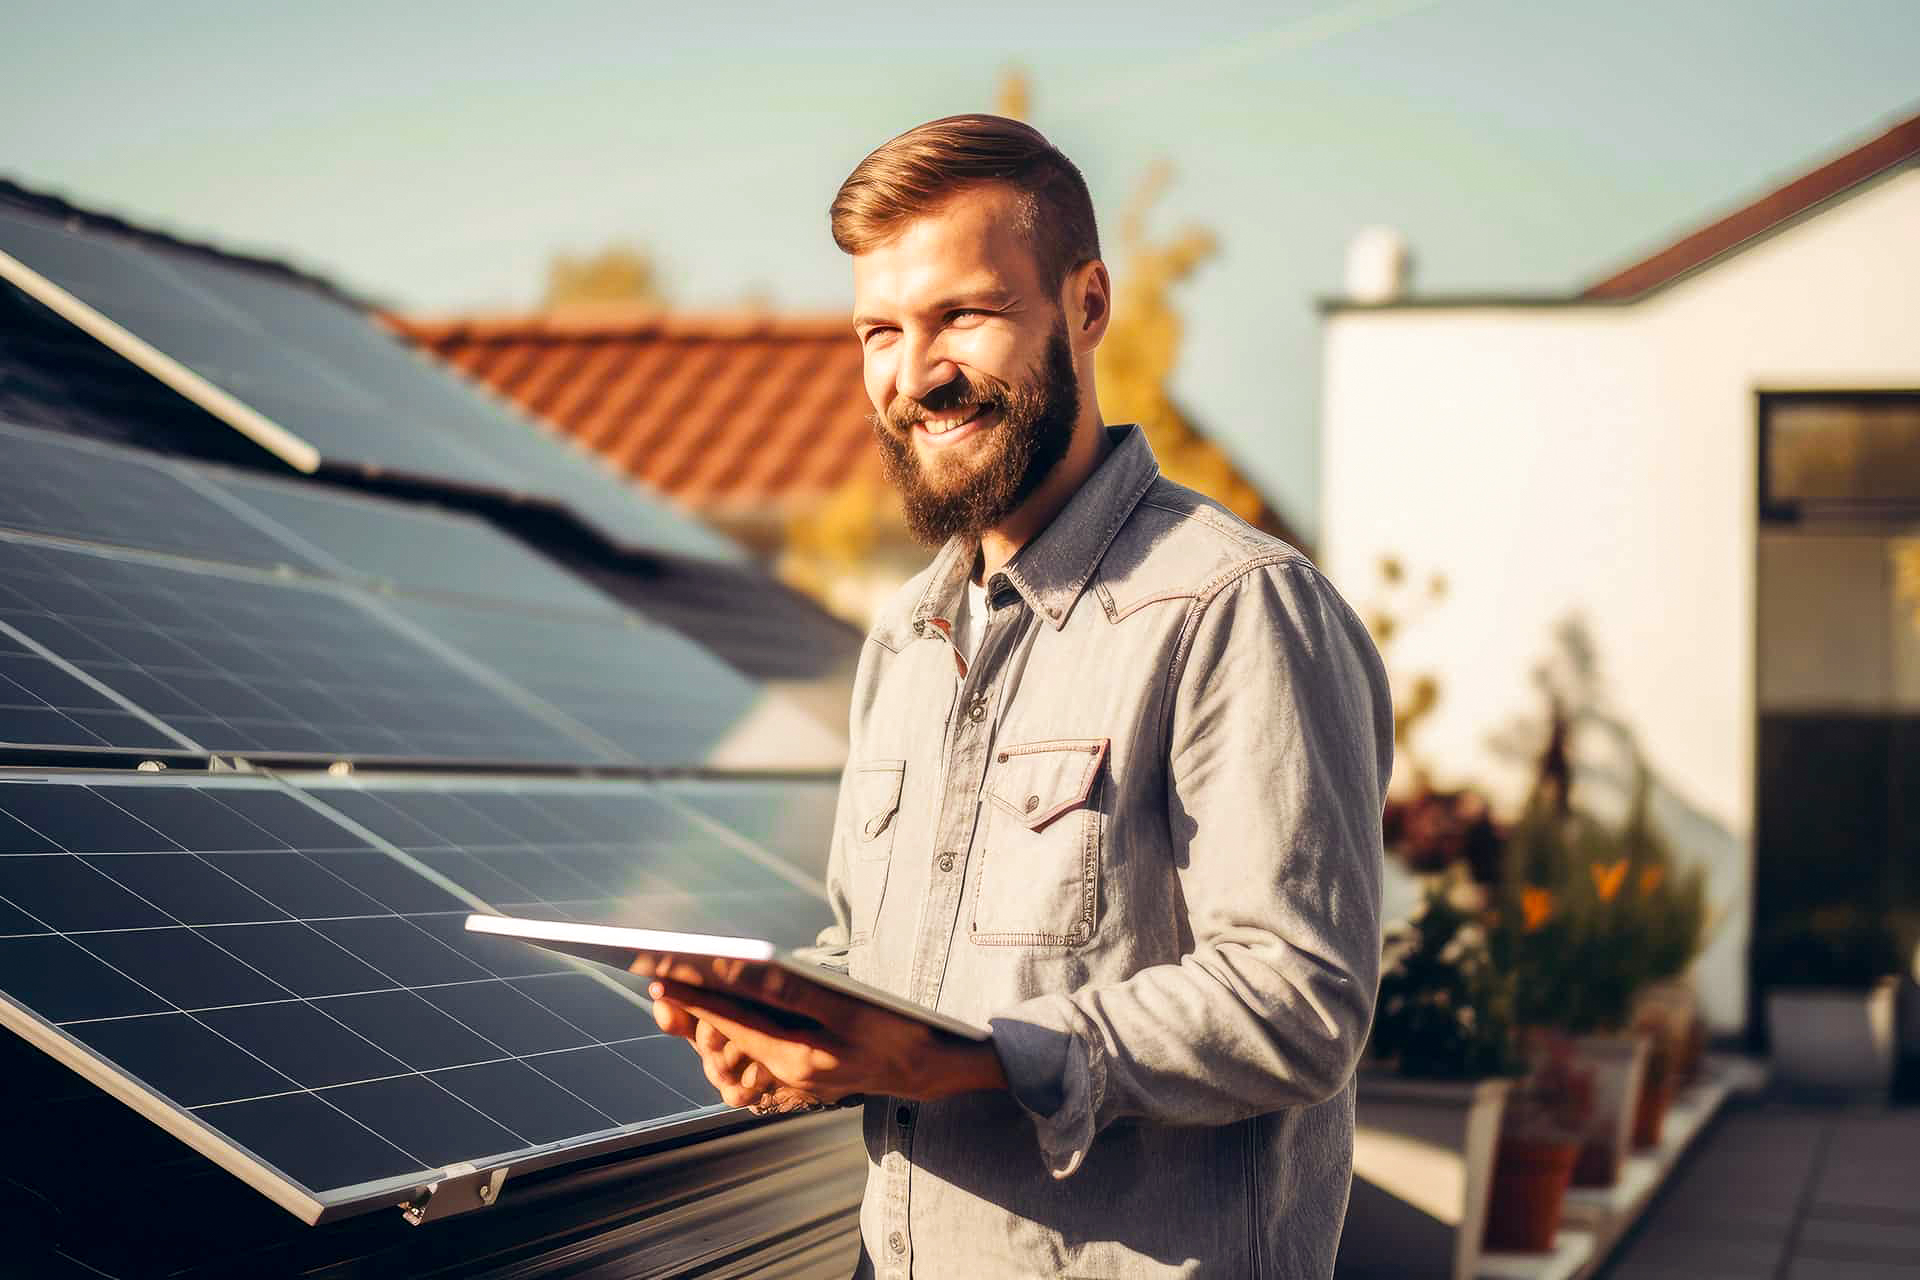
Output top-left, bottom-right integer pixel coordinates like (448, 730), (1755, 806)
(1095, 160), (1276, 532)
(543, 242), (668, 307)
(996, 65), (1031, 120)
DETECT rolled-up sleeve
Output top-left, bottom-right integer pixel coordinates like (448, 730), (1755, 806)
(990, 560), (1392, 1177)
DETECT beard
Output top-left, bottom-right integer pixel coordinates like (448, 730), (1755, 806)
(869, 323), (1080, 547)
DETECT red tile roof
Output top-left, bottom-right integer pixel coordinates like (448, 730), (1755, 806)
(1583, 107), (1920, 301)
(387, 305), (878, 515)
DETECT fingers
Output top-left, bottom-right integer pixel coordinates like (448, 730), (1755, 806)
(651, 994), (696, 1039)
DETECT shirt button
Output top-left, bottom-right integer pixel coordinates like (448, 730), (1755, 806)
(967, 699), (987, 723)
(1024, 795), (1040, 813)
(937, 852), (955, 872)
(896, 1104), (912, 1127)
(888, 1231), (906, 1255)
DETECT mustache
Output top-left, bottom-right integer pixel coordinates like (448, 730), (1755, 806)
(878, 371), (1014, 435)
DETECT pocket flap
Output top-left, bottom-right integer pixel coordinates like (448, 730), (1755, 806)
(855, 760), (905, 842)
(985, 738), (1109, 831)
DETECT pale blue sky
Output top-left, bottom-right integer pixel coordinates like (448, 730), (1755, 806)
(3, 1), (1915, 534)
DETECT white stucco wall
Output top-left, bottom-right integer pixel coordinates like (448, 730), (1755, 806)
(1321, 165), (1920, 1030)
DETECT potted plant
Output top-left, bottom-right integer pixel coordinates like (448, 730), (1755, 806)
(1758, 906), (1904, 1099)
(1488, 792), (1652, 1189)
(1341, 878), (1520, 1280)
(1482, 1032), (1593, 1253)
(1616, 765), (1707, 1145)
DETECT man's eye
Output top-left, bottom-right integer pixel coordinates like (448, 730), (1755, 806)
(862, 328), (897, 345)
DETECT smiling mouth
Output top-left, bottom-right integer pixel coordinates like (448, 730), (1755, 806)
(914, 404), (994, 445)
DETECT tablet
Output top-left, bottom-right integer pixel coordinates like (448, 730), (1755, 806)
(463, 914), (992, 1042)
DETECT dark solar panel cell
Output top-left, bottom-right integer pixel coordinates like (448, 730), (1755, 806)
(416, 981), (595, 1057)
(613, 1035), (710, 1105)
(199, 851), (386, 920)
(0, 895), (48, 936)
(196, 1001), (408, 1091)
(88, 854), (290, 926)
(75, 928), (290, 1012)
(530, 1045), (695, 1125)
(320, 1075), (522, 1170)
(209, 790), (375, 851)
(312, 991), (503, 1073)
(506, 974), (653, 1046)
(305, 917), (490, 988)
(303, 852), (468, 915)
(0, 856), (174, 932)
(92, 786), (288, 850)
(68, 1013), (295, 1108)
(429, 1059), (618, 1147)
(198, 1091), (424, 1192)
(0, 934), (170, 1022)
(201, 923), (399, 999)
(0, 782), (180, 852)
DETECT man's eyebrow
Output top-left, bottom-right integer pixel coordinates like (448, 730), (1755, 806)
(852, 291), (1017, 330)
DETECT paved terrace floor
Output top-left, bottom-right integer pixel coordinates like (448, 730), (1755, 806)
(1601, 1103), (1920, 1279)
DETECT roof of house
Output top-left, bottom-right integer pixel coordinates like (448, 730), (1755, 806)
(1321, 104), (1920, 313)
(388, 306), (878, 515)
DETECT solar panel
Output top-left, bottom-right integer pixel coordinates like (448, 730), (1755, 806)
(382, 595), (848, 770)
(0, 420), (321, 572)
(662, 779), (844, 882)
(0, 534), (611, 763)
(300, 777), (830, 949)
(0, 772), (742, 1224)
(0, 206), (741, 564)
(0, 620), (187, 754)
(205, 469), (623, 616)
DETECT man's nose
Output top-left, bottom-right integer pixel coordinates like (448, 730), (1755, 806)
(894, 337), (958, 405)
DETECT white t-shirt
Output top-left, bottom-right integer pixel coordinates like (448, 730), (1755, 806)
(951, 578), (990, 668)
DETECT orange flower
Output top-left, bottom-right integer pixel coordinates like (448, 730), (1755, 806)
(1591, 859), (1629, 902)
(1521, 887), (1554, 932)
(1639, 866), (1666, 896)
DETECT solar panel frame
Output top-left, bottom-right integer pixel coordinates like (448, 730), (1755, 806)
(0, 770), (811, 1226)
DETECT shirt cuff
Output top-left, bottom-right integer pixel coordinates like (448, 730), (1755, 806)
(989, 995), (1107, 1179)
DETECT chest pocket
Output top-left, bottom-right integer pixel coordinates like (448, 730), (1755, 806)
(848, 760), (903, 944)
(969, 738), (1109, 948)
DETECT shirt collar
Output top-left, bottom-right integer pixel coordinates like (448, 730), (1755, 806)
(910, 423), (1160, 636)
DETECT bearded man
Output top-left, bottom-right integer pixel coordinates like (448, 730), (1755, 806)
(648, 115), (1392, 1278)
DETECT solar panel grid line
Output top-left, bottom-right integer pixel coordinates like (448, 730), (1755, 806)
(0, 613), (202, 753)
(0, 246), (322, 473)
(0, 774), (729, 1222)
(164, 458), (366, 582)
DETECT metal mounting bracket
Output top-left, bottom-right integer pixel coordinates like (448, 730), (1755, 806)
(400, 1163), (509, 1225)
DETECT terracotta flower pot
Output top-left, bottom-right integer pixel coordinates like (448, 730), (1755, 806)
(1483, 1135), (1580, 1253)
(1569, 1033), (1650, 1187)
(1631, 1070), (1672, 1149)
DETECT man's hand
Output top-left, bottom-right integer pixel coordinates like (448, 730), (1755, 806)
(636, 954), (1006, 1108)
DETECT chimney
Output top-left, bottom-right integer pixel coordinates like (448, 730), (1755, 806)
(1345, 226), (1411, 304)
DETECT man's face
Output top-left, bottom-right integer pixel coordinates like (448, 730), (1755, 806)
(852, 185), (1080, 546)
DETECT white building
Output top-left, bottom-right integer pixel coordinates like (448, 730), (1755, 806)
(1320, 109), (1920, 1033)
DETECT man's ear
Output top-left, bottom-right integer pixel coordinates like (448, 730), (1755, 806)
(1064, 260), (1112, 350)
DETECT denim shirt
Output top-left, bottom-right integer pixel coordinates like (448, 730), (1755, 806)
(800, 425), (1392, 1278)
